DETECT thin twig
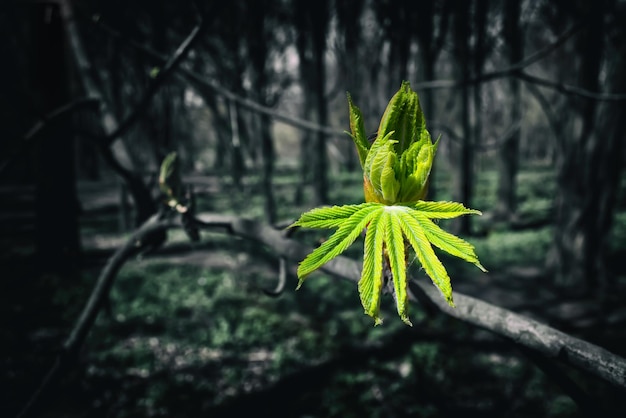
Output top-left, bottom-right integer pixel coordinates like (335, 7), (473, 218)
(91, 18), (348, 137)
(102, 16), (207, 145)
(516, 71), (626, 101)
(0, 98), (99, 177)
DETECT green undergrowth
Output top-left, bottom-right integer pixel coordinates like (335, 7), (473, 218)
(76, 254), (586, 417)
(19, 164), (626, 417)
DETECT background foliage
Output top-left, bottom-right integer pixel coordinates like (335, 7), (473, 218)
(1, 0), (626, 416)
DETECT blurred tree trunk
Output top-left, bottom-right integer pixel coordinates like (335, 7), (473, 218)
(294, 13), (313, 205)
(59, 0), (155, 225)
(312, 1), (329, 205)
(336, 0), (364, 173)
(248, 0), (277, 223)
(385, 3), (411, 92)
(550, 0), (625, 294)
(415, 0), (451, 200)
(295, 1), (330, 206)
(471, 0), (488, 212)
(31, 3), (80, 274)
(228, 100), (244, 188)
(495, 0), (523, 222)
(452, 0), (473, 235)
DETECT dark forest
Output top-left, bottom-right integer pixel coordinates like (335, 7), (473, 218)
(2, 0), (626, 417)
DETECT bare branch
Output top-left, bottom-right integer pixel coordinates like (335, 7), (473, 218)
(414, 22), (626, 102)
(0, 97), (99, 177)
(102, 16), (206, 145)
(19, 213), (626, 417)
(92, 18), (347, 137)
(516, 71), (626, 101)
(194, 213), (626, 389)
(16, 214), (175, 418)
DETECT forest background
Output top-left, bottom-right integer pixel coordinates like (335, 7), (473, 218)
(2, 0), (626, 417)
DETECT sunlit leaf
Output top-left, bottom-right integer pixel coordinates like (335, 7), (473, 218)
(296, 204), (380, 285)
(291, 203), (374, 229)
(347, 93), (370, 168)
(293, 82), (484, 325)
(398, 210), (455, 307)
(359, 210), (385, 325)
(412, 201), (481, 219)
(383, 208), (410, 325)
(413, 213), (486, 272)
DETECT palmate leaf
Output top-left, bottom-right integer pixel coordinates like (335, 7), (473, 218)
(412, 213), (486, 272)
(296, 204), (380, 286)
(397, 210), (454, 307)
(359, 210), (385, 325)
(412, 201), (481, 219)
(290, 203), (375, 229)
(295, 79), (487, 324)
(383, 208), (409, 325)
(295, 202), (484, 325)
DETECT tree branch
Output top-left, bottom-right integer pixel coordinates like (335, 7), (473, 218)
(18, 213), (626, 417)
(194, 213), (626, 389)
(0, 97), (99, 177)
(16, 214), (175, 418)
(93, 16), (626, 157)
(101, 15), (206, 145)
(92, 18), (347, 137)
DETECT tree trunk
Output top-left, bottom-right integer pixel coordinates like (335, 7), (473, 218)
(311, 1), (329, 205)
(415, 0), (451, 201)
(295, 1), (329, 206)
(336, 0), (364, 173)
(248, 0), (277, 223)
(59, 0), (155, 225)
(495, 0), (522, 222)
(452, 0), (473, 235)
(32, 3), (80, 275)
(549, 0), (624, 295)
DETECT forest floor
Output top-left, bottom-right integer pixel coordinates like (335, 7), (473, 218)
(3, 166), (626, 417)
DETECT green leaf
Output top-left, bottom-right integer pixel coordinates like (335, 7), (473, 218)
(294, 80), (487, 325)
(398, 210), (455, 307)
(412, 201), (481, 219)
(398, 174), (423, 203)
(392, 87), (418, 153)
(297, 205), (381, 286)
(383, 208), (411, 325)
(291, 203), (374, 230)
(413, 213), (487, 272)
(359, 210), (385, 325)
(377, 81), (411, 147)
(364, 132), (396, 200)
(414, 138), (435, 188)
(380, 152), (400, 203)
(293, 201), (484, 324)
(347, 93), (370, 168)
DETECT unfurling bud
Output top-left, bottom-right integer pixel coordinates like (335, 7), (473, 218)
(348, 81), (438, 205)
